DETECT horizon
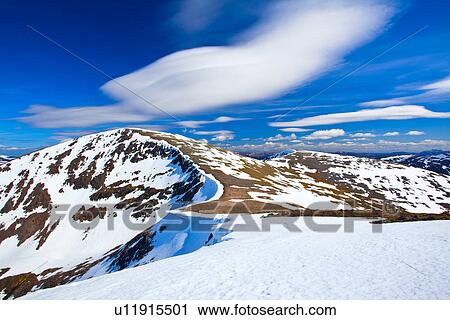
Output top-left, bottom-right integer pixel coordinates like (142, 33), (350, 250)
(1, 126), (449, 159)
(1, 0), (450, 156)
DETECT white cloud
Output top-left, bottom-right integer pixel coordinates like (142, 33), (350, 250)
(350, 132), (376, 138)
(53, 130), (96, 137)
(270, 105), (450, 127)
(49, 130), (97, 142)
(212, 133), (235, 142)
(19, 105), (150, 128)
(407, 130), (425, 136)
(361, 75), (450, 107)
(377, 139), (449, 149)
(279, 127), (312, 133)
(0, 145), (31, 151)
(266, 133), (298, 142)
(192, 130), (235, 141)
(19, 0), (394, 128)
(383, 131), (399, 136)
(193, 130), (232, 135)
(49, 136), (73, 142)
(177, 116), (248, 128)
(230, 141), (307, 154)
(359, 99), (406, 107)
(304, 129), (345, 140)
(228, 139), (450, 154)
(314, 139), (450, 152)
(351, 137), (369, 141)
(131, 124), (170, 131)
(421, 76), (450, 90)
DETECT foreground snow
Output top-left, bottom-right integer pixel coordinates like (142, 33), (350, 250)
(23, 216), (450, 300)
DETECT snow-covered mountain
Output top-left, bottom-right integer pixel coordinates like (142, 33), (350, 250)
(266, 151), (450, 214)
(0, 128), (449, 298)
(381, 151), (450, 176)
(0, 129), (222, 298)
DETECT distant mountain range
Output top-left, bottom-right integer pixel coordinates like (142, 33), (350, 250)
(254, 150), (450, 176)
(335, 150), (450, 176)
(380, 152), (450, 176)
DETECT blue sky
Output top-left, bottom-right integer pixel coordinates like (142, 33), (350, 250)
(1, 0), (450, 156)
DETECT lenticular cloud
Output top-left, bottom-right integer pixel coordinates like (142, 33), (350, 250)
(21, 0), (394, 128)
(104, 0), (393, 113)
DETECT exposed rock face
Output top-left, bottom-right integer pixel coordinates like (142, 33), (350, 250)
(0, 128), (449, 298)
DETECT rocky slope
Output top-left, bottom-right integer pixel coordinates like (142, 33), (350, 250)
(0, 128), (449, 298)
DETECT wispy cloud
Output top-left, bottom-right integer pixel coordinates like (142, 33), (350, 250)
(49, 135), (73, 142)
(19, 0), (394, 128)
(19, 105), (150, 128)
(177, 116), (248, 128)
(376, 139), (449, 150)
(229, 139), (450, 154)
(172, 0), (225, 33)
(0, 144), (31, 151)
(192, 130), (235, 141)
(361, 75), (450, 107)
(230, 141), (308, 154)
(279, 127), (312, 133)
(50, 131), (96, 142)
(270, 105), (450, 127)
(131, 124), (171, 132)
(53, 130), (96, 137)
